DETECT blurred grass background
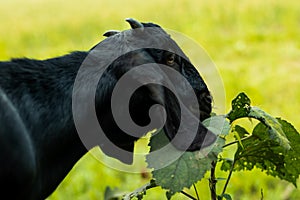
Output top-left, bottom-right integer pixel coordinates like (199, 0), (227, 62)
(1, 0), (300, 199)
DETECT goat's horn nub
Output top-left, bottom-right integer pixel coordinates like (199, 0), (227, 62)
(125, 18), (143, 29)
(103, 30), (120, 37)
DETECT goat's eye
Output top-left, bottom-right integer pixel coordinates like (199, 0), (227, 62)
(166, 54), (175, 65)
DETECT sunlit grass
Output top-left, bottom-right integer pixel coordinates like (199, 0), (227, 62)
(1, 0), (299, 199)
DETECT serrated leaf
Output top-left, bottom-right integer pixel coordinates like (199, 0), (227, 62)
(233, 118), (300, 186)
(278, 119), (300, 186)
(146, 116), (229, 196)
(147, 131), (222, 194)
(227, 92), (251, 122)
(249, 107), (290, 150)
(203, 116), (230, 136)
(227, 93), (290, 150)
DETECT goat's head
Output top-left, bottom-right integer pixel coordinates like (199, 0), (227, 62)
(74, 18), (216, 164)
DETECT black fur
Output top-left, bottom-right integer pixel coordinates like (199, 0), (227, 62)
(0, 52), (88, 199)
(0, 21), (214, 199)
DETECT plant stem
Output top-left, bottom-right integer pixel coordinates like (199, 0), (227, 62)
(181, 191), (198, 200)
(221, 159), (236, 197)
(222, 135), (252, 148)
(209, 161), (217, 200)
(193, 184), (200, 200)
(123, 180), (157, 200)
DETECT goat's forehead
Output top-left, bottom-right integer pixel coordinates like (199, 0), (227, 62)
(94, 25), (189, 63)
(122, 27), (170, 42)
(114, 28), (184, 55)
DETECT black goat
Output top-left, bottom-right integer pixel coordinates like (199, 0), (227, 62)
(0, 18), (216, 199)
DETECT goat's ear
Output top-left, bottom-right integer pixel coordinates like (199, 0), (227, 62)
(103, 30), (120, 37)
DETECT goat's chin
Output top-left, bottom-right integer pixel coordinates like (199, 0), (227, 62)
(163, 124), (217, 152)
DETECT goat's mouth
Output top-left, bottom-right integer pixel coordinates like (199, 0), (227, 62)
(198, 92), (213, 121)
(163, 91), (216, 152)
(189, 102), (212, 122)
(185, 91), (213, 121)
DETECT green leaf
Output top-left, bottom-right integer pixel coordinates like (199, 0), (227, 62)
(227, 92), (251, 122)
(249, 107), (290, 150)
(146, 116), (230, 196)
(203, 115), (231, 136)
(233, 125), (250, 149)
(227, 93), (290, 150)
(233, 125), (250, 139)
(147, 131), (221, 194)
(166, 191), (174, 200)
(233, 118), (300, 187)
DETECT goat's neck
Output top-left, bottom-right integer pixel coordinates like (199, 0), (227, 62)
(36, 54), (93, 198)
(25, 52), (91, 198)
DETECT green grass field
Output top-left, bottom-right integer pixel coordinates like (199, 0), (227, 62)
(1, 0), (300, 199)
